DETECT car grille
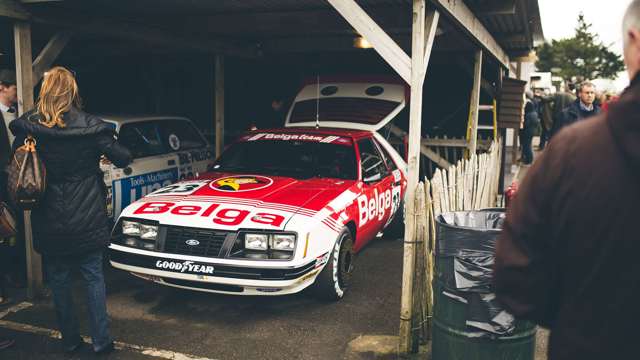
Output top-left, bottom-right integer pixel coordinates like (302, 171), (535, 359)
(162, 278), (244, 293)
(163, 227), (230, 257)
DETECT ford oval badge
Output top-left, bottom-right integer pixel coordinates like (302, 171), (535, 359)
(185, 239), (200, 246)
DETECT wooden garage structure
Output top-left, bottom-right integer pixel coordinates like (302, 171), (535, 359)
(0, 0), (543, 354)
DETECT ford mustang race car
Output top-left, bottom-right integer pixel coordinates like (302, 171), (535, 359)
(109, 80), (408, 300)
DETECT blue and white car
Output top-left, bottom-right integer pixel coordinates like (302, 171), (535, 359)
(99, 115), (214, 218)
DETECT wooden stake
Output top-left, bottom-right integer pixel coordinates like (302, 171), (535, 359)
(399, 0), (427, 353)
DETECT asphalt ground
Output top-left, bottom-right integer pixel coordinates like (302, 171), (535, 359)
(0, 236), (405, 360)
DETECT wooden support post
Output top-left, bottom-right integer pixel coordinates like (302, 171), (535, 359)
(14, 21), (42, 299)
(32, 31), (72, 87)
(399, 0), (432, 354)
(467, 50), (482, 156)
(214, 55), (224, 158)
(327, 0), (411, 84)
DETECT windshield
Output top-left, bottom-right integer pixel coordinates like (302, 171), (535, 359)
(213, 139), (357, 180)
(289, 98), (400, 125)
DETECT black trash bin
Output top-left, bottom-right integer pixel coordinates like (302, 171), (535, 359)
(432, 210), (536, 360)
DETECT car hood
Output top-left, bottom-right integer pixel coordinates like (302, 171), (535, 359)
(119, 172), (357, 231)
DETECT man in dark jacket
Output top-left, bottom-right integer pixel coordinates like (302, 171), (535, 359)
(494, 2), (640, 359)
(550, 81), (600, 137)
(520, 96), (539, 165)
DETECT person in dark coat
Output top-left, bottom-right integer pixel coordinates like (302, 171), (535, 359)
(9, 67), (131, 354)
(519, 93), (539, 165)
(550, 81), (600, 137)
(493, 2), (640, 359)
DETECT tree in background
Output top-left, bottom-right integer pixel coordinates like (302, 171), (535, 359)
(536, 14), (624, 82)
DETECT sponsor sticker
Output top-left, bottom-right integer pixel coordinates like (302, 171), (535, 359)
(168, 134), (181, 151)
(357, 186), (402, 227)
(245, 133), (348, 143)
(155, 260), (214, 274)
(210, 175), (273, 192)
(133, 201), (287, 228)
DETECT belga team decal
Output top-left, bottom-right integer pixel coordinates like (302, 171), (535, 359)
(210, 175), (273, 192)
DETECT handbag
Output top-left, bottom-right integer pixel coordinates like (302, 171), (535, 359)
(0, 202), (17, 238)
(7, 135), (47, 210)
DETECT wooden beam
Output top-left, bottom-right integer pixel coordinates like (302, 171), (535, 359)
(327, 0), (411, 84)
(456, 57), (495, 97)
(214, 55), (224, 158)
(420, 10), (439, 83)
(14, 21), (43, 300)
(0, 0), (29, 20)
(467, 50), (483, 155)
(475, 0), (517, 15)
(399, 0), (427, 354)
(31, 11), (255, 58)
(389, 125), (454, 168)
(430, 0), (509, 68)
(32, 31), (72, 87)
(14, 22), (34, 114)
(424, 138), (467, 147)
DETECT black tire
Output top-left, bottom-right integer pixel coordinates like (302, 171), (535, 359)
(385, 200), (405, 240)
(313, 228), (354, 301)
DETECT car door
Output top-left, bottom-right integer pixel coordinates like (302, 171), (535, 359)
(355, 137), (395, 246)
(108, 119), (214, 219)
(109, 120), (180, 218)
(156, 119), (214, 181)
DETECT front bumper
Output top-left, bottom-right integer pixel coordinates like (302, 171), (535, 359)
(109, 244), (322, 296)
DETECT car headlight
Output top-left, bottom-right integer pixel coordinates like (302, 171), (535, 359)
(245, 233), (269, 250)
(139, 224), (159, 240)
(122, 221), (141, 236)
(272, 234), (295, 251)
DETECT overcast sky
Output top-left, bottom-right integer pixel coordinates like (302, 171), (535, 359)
(538, 0), (632, 89)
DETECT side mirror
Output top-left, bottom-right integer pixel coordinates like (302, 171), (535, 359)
(363, 173), (382, 184)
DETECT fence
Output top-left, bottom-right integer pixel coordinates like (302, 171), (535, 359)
(421, 134), (495, 180)
(403, 139), (502, 351)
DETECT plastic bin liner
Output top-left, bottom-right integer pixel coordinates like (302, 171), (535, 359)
(454, 253), (494, 292)
(466, 293), (516, 335)
(435, 210), (516, 337)
(436, 211), (504, 257)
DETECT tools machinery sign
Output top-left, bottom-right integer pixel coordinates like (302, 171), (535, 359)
(116, 169), (178, 211)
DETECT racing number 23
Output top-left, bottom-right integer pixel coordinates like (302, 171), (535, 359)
(151, 183), (201, 195)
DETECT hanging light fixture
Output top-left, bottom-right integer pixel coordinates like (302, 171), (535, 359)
(353, 36), (373, 49)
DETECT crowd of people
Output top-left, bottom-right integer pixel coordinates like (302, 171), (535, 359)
(495, 1), (640, 360)
(518, 80), (620, 165)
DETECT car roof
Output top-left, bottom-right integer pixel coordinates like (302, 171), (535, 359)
(249, 127), (373, 139)
(97, 114), (191, 125)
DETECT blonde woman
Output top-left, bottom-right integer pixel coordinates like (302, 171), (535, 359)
(9, 66), (131, 354)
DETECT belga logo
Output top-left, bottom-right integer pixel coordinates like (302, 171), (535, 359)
(155, 260), (214, 274)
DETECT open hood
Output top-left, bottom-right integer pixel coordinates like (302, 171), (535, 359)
(285, 80), (407, 132)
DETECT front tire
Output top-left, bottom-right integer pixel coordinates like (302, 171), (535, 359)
(385, 200), (405, 240)
(313, 228), (354, 301)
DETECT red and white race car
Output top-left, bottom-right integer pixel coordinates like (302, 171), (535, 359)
(109, 79), (408, 300)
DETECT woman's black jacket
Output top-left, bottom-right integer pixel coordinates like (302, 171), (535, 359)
(9, 108), (132, 257)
